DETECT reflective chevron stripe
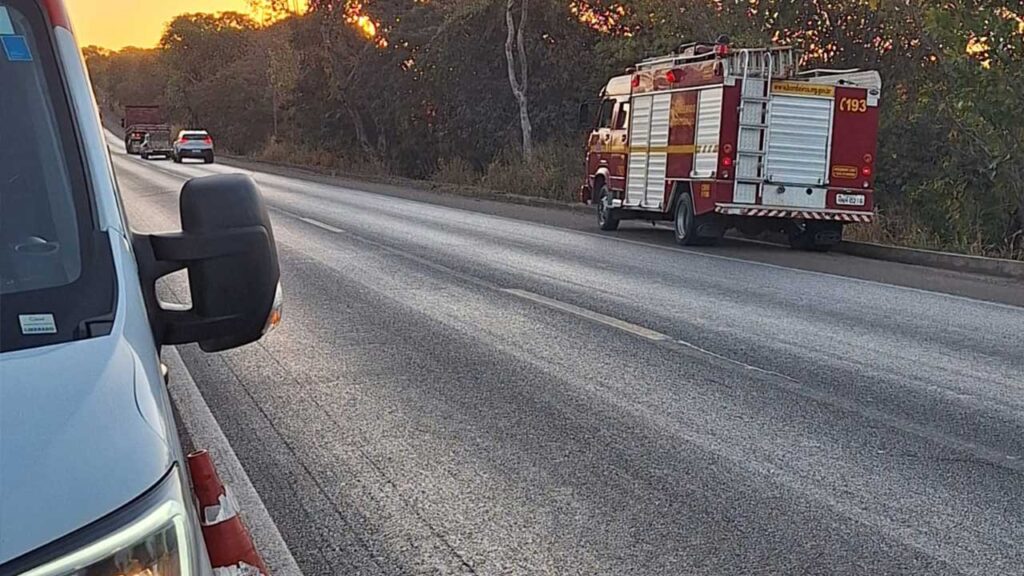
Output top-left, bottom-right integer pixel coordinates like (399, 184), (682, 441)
(715, 206), (874, 223)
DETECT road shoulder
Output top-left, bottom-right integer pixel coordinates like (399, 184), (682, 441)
(164, 346), (304, 576)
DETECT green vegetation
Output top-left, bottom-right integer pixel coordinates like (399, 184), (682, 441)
(84, 0), (1024, 258)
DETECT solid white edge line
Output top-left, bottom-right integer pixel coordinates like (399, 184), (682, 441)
(162, 346), (304, 576)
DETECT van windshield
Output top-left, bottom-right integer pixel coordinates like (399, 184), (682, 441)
(0, 0), (116, 352)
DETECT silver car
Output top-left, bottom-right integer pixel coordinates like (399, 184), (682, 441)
(173, 130), (215, 164)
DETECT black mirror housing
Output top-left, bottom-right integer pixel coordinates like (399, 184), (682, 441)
(134, 174), (281, 352)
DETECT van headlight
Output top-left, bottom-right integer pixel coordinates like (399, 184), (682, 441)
(20, 468), (196, 576)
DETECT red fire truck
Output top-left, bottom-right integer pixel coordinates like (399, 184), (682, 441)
(581, 39), (881, 250)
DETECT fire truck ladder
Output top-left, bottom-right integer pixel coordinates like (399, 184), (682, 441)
(734, 50), (775, 204)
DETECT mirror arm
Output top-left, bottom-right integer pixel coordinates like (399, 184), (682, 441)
(133, 227), (271, 346)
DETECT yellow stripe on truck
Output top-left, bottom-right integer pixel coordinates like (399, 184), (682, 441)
(629, 144), (706, 154)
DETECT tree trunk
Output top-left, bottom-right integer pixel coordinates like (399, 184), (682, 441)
(504, 0), (533, 162)
(318, 14), (374, 156)
(268, 62), (279, 141)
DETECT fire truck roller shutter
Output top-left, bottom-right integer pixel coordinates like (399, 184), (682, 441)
(766, 95), (833, 184)
(693, 87), (724, 178)
(626, 95), (652, 207)
(626, 93), (671, 209)
(643, 94), (671, 209)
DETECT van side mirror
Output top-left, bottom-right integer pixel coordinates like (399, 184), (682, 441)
(134, 174), (282, 352)
(577, 102), (591, 130)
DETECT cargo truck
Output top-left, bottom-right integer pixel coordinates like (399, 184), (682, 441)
(121, 104), (169, 155)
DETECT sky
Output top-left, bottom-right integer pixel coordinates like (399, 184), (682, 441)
(66, 0), (262, 49)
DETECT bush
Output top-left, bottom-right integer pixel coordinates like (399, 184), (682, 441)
(256, 138), (387, 176)
(481, 140), (582, 202)
(431, 156), (480, 186)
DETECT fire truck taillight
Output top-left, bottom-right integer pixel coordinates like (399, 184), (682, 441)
(861, 165), (873, 177)
(720, 144), (734, 177)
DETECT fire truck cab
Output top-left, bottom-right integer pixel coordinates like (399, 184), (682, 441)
(582, 39), (882, 251)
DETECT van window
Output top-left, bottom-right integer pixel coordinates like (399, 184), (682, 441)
(0, 0), (117, 352)
(0, 3), (79, 293)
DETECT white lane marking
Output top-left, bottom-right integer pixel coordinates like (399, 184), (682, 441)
(163, 347), (304, 576)
(255, 169), (1023, 312)
(534, 225), (1024, 312)
(502, 288), (796, 380)
(298, 216), (344, 234)
(502, 288), (670, 341)
(113, 133), (1021, 312)
(501, 290), (1024, 472)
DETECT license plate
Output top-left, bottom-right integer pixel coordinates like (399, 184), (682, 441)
(836, 194), (866, 207)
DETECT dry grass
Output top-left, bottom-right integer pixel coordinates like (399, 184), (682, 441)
(255, 139), (388, 177)
(430, 141), (582, 203)
(252, 137), (1023, 261)
(431, 156), (480, 186)
(847, 208), (1024, 260)
(481, 141), (581, 203)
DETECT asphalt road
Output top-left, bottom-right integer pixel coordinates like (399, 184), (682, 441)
(112, 141), (1024, 575)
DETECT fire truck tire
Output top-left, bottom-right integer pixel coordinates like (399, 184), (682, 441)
(597, 185), (620, 231)
(673, 193), (703, 246)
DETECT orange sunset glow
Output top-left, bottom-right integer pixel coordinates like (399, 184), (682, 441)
(65, 0), (307, 49)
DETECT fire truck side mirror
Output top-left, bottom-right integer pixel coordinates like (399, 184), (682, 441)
(577, 102), (592, 130)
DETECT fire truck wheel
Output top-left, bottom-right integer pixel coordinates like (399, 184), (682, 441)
(597, 186), (620, 231)
(673, 193), (701, 246)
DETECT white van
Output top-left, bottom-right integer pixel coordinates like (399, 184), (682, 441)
(0, 1), (282, 573)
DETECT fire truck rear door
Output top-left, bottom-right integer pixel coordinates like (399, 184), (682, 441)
(764, 89), (834, 208)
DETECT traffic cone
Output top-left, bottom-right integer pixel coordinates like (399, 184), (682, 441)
(187, 450), (270, 576)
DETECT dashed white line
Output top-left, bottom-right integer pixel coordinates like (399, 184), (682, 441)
(501, 288), (671, 342)
(501, 288), (796, 381)
(298, 217), (344, 234)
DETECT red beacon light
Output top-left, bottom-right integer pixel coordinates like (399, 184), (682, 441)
(714, 34), (731, 57)
(631, 75), (640, 88)
(665, 69), (682, 83)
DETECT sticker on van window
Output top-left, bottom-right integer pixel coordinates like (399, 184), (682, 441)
(0, 7), (15, 35)
(2, 35), (32, 62)
(19, 314), (57, 335)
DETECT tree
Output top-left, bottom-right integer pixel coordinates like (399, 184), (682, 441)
(79, 0), (1024, 256)
(504, 0), (534, 161)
